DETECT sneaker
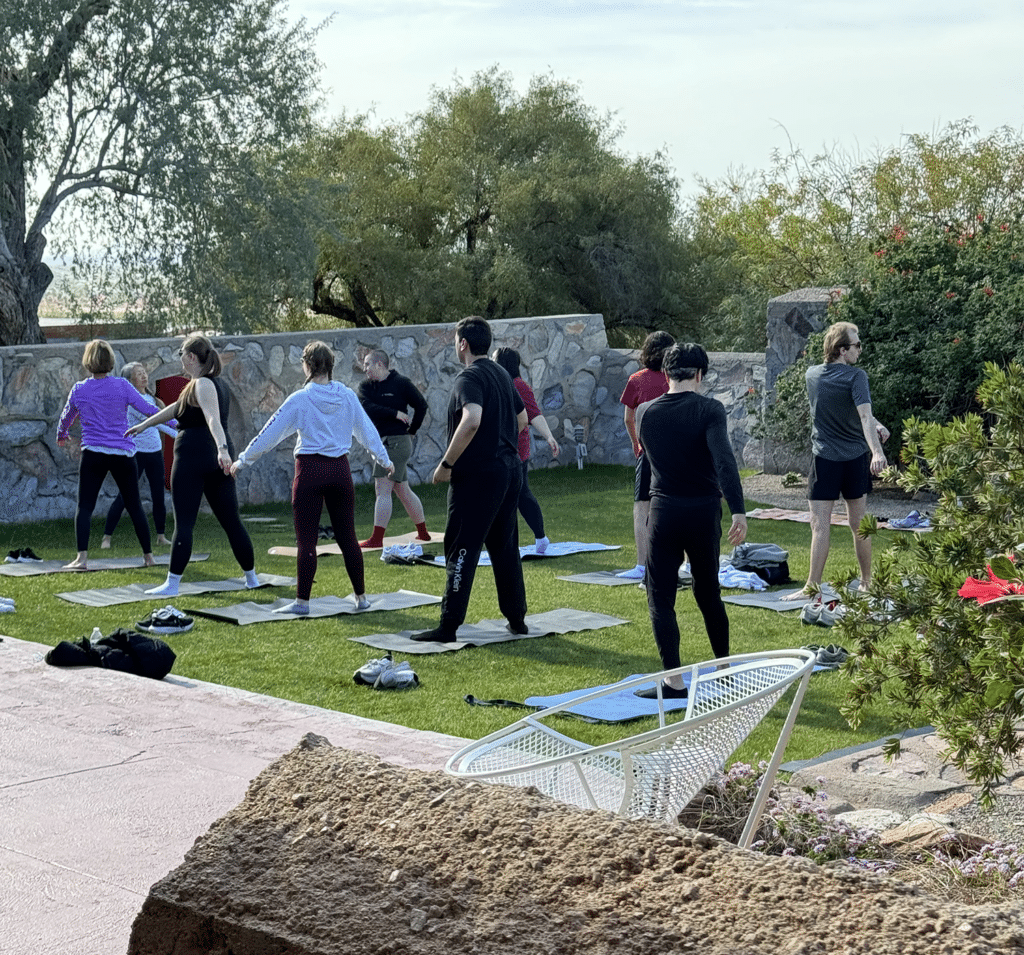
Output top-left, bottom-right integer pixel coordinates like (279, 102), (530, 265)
(136, 605), (194, 634)
(634, 681), (688, 700)
(18, 548), (43, 562)
(373, 660), (420, 690)
(815, 644), (850, 668)
(888, 510), (931, 529)
(4, 550), (19, 563)
(800, 599), (823, 626)
(353, 652), (394, 686)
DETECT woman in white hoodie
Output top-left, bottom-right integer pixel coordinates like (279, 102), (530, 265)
(231, 341), (393, 614)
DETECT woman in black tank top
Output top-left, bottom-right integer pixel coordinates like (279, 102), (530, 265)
(128, 335), (257, 597)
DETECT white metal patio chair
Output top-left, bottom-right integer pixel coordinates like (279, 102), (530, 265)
(446, 648), (816, 849)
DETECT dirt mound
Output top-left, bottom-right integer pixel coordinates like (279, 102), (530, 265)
(128, 734), (1024, 955)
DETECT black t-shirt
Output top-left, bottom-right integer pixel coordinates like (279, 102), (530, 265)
(447, 359), (524, 474)
(357, 370), (428, 437)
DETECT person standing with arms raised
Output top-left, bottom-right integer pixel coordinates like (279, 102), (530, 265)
(412, 317), (529, 643)
(356, 349), (431, 548)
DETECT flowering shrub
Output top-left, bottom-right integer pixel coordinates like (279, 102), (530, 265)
(684, 761), (885, 864)
(949, 842), (1024, 890)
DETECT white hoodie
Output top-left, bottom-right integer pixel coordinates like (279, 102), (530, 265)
(236, 380), (392, 469)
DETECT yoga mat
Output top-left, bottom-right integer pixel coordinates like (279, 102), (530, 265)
(720, 588), (815, 612)
(349, 607), (628, 654)
(56, 572), (296, 607)
(425, 541), (621, 568)
(523, 661), (833, 723)
(267, 529), (443, 557)
(0, 553), (210, 577)
(747, 507), (850, 526)
(189, 589), (441, 625)
(556, 570), (694, 588)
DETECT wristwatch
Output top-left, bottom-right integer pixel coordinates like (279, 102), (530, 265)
(441, 459), (453, 469)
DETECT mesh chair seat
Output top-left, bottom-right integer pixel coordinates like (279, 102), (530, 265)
(446, 649), (816, 848)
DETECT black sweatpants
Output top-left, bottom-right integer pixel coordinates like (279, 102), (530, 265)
(646, 496), (730, 665)
(168, 433), (254, 576)
(104, 449), (168, 536)
(75, 450), (152, 553)
(438, 465), (527, 633)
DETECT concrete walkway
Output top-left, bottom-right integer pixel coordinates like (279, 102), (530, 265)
(0, 635), (466, 955)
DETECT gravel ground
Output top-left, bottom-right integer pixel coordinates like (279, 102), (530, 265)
(742, 471), (930, 522)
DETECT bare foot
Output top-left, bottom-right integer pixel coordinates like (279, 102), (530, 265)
(143, 553), (156, 567)
(100, 536), (112, 550)
(156, 535), (172, 546)
(63, 558), (88, 571)
(780, 587), (815, 602)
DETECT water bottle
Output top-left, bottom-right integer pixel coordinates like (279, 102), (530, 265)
(90, 627), (103, 642)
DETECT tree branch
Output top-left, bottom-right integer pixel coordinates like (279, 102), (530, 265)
(24, 0), (113, 107)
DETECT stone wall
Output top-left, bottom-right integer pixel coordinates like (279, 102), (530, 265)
(0, 315), (766, 524)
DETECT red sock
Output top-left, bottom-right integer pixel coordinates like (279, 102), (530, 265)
(359, 526), (386, 548)
(415, 522), (430, 541)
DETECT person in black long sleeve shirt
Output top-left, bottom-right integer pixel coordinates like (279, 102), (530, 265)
(634, 343), (748, 699)
(357, 350), (431, 547)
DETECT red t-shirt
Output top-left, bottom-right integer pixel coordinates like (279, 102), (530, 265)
(620, 368), (669, 409)
(513, 377), (541, 461)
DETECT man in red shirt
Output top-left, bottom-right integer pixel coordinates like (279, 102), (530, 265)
(618, 331), (674, 580)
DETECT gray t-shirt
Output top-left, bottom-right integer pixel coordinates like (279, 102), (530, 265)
(805, 363), (872, 461)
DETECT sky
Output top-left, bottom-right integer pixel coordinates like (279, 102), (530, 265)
(289, 0), (1024, 197)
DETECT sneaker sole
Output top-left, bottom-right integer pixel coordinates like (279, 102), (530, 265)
(136, 621), (194, 634)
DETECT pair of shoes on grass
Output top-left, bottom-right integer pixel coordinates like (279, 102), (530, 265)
(801, 596), (846, 627)
(136, 605), (194, 634)
(802, 643), (850, 669)
(353, 652), (420, 690)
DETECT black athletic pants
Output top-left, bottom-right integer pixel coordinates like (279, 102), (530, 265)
(517, 460), (545, 538)
(104, 449), (167, 536)
(646, 496), (730, 665)
(75, 450), (152, 553)
(168, 433), (254, 576)
(438, 465), (527, 633)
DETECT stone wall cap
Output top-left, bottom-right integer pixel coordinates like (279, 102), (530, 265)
(768, 287), (847, 303)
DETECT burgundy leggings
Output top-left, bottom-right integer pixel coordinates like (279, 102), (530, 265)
(293, 454), (364, 600)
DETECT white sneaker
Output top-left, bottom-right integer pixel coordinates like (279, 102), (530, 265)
(374, 660), (420, 690)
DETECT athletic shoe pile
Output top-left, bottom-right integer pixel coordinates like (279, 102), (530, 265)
(352, 651), (420, 690)
(136, 605), (194, 634)
(802, 643), (851, 669)
(800, 596), (847, 628)
(381, 543), (424, 565)
(5, 547), (43, 563)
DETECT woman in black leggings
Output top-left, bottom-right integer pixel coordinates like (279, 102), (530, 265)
(101, 362), (175, 549)
(128, 335), (257, 597)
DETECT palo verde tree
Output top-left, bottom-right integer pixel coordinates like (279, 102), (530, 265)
(0, 0), (320, 345)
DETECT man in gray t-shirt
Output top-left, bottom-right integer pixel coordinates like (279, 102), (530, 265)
(784, 321), (889, 599)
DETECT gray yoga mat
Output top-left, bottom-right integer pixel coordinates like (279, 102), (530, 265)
(56, 572), (296, 607)
(555, 570), (644, 586)
(189, 590), (442, 625)
(426, 541), (621, 568)
(0, 553), (209, 577)
(350, 607), (629, 654)
(721, 588), (816, 612)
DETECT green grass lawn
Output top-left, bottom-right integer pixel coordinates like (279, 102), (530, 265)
(0, 465), (905, 767)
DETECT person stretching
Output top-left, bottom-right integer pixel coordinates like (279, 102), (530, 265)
(56, 339), (160, 571)
(101, 362), (176, 549)
(128, 335), (258, 597)
(492, 346), (560, 553)
(232, 341), (393, 614)
(356, 349), (430, 548)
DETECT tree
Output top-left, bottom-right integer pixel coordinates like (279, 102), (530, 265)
(690, 121), (1024, 350)
(0, 0), (320, 345)
(841, 363), (1024, 803)
(302, 69), (704, 343)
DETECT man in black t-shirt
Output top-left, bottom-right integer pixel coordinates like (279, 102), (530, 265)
(411, 317), (529, 643)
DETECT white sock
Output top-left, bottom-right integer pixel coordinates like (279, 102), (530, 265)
(146, 572), (182, 597)
(615, 564), (645, 580)
(535, 536), (549, 554)
(244, 569), (260, 588)
(273, 599), (309, 615)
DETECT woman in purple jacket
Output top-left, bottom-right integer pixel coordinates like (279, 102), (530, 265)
(57, 340), (160, 570)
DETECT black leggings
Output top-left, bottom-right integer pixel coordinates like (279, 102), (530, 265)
(104, 450), (167, 535)
(292, 454), (363, 600)
(168, 433), (254, 576)
(517, 460), (545, 538)
(75, 450), (152, 553)
(646, 496), (729, 664)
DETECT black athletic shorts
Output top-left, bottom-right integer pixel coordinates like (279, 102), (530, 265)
(808, 452), (871, 502)
(634, 452), (652, 502)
